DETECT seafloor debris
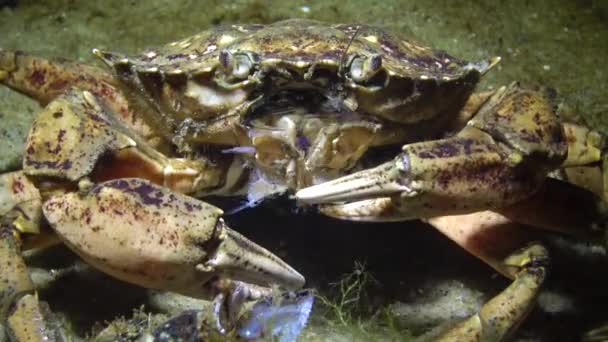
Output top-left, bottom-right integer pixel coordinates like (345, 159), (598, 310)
(238, 290), (314, 342)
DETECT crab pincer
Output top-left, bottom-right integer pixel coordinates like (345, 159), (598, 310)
(42, 178), (304, 331)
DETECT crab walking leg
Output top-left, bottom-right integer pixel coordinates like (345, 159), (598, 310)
(0, 172), (41, 319)
(497, 177), (604, 237)
(561, 122), (605, 168)
(0, 172), (41, 221)
(297, 83), (567, 218)
(0, 49), (117, 105)
(0, 49), (155, 142)
(425, 212), (536, 279)
(5, 294), (62, 341)
(0, 48), (154, 139)
(22, 88), (233, 195)
(0, 172), (56, 338)
(437, 250), (545, 341)
(0, 224), (34, 319)
(424, 212), (548, 341)
(0, 49), (241, 195)
(558, 122), (608, 201)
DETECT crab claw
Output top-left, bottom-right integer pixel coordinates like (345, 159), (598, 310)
(203, 222), (305, 290)
(296, 157), (412, 205)
(299, 135), (549, 222)
(298, 84), (570, 221)
(42, 178), (304, 299)
(296, 156), (413, 221)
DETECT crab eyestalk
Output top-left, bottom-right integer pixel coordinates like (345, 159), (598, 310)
(348, 54), (383, 83)
(218, 50), (255, 80)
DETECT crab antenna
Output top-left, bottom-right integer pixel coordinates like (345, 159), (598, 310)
(338, 25), (362, 76)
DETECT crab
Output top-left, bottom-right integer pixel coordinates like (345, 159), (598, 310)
(0, 19), (605, 340)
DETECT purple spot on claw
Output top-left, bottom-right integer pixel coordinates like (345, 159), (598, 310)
(102, 179), (164, 207)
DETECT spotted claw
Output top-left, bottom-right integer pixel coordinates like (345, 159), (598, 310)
(42, 178), (304, 299)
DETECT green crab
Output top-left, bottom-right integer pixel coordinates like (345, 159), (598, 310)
(0, 19), (605, 340)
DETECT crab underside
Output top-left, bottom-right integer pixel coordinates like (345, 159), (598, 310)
(0, 19), (606, 340)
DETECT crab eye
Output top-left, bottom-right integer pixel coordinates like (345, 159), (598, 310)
(218, 50), (254, 80)
(349, 54), (382, 83)
(93, 49), (133, 78)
